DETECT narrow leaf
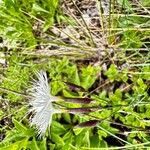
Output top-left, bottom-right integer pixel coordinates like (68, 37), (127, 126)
(13, 118), (27, 133)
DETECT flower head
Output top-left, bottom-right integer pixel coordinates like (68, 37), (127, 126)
(29, 71), (59, 137)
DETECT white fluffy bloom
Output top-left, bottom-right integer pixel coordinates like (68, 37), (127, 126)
(29, 71), (59, 137)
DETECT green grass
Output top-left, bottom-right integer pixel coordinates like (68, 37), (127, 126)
(0, 0), (150, 149)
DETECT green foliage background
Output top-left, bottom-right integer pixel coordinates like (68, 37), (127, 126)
(0, 0), (150, 149)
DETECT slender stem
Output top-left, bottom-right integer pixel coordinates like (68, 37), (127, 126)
(0, 87), (30, 98)
(81, 141), (150, 150)
(97, 125), (132, 145)
(70, 0), (96, 47)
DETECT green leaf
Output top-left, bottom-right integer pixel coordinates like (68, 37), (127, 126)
(62, 131), (73, 150)
(141, 66), (150, 80)
(65, 65), (80, 85)
(90, 135), (100, 147)
(98, 130), (107, 140)
(51, 81), (64, 95)
(51, 121), (66, 135)
(73, 128), (84, 136)
(125, 115), (140, 127)
(80, 65), (101, 90)
(13, 119), (27, 134)
(100, 121), (119, 134)
(105, 64), (119, 82)
(55, 57), (69, 72)
(49, 143), (55, 150)
(62, 89), (79, 98)
(43, 18), (54, 31)
(99, 140), (108, 148)
(71, 67), (80, 83)
(51, 133), (64, 147)
(38, 138), (47, 150)
(75, 130), (90, 148)
(0, 138), (28, 150)
(99, 109), (111, 119)
(120, 69), (128, 82)
(62, 113), (72, 124)
(29, 137), (40, 150)
(32, 4), (49, 13)
(133, 78), (147, 94)
(12, 118), (35, 137)
(109, 89), (123, 105)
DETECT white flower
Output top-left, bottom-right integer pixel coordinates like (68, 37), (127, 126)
(29, 71), (59, 137)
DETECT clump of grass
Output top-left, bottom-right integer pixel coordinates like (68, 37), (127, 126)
(0, 0), (59, 48)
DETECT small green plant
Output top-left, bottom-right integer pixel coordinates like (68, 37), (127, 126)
(1, 55), (150, 149)
(0, 119), (47, 150)
(0, 0), (60, 48)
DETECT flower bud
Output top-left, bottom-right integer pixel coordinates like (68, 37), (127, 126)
(65, 98), (93, 104)
(64, 82), (85, 91)
(67, 107), (99, 114)
(76, 120), (100, 128)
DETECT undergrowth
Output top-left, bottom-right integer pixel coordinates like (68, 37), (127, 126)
(0, 0), (150, 149)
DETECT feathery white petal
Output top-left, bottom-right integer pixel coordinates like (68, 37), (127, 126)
(29, 71), (58, 136)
